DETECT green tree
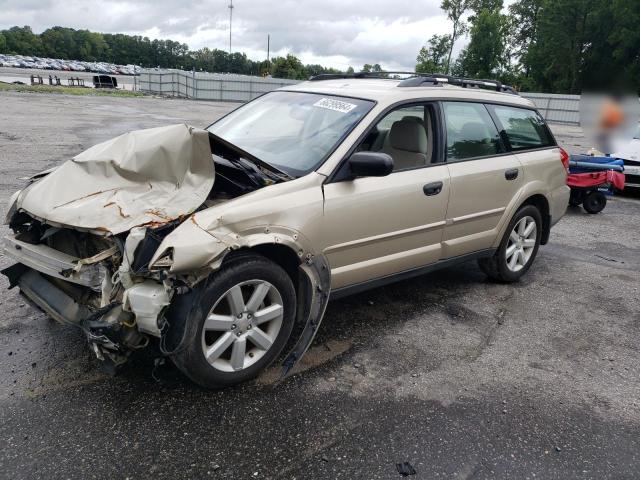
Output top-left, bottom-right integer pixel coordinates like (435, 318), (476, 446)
(527, 0), (599, 93)
(457, 1), (508, 79)
(508, 0), (543, 77)
(0, 33), (6, 53)
(607, 0), (640, 90)
(271, 54), (306, 79)
(416, 34), (451, 73)
(3, 26), (42, 55)
(441, 0), (469, 74)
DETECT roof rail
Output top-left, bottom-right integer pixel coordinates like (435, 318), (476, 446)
(397, 74), (518, 94)
(308, 71), (417, 81)
(308, 71), (518, 95)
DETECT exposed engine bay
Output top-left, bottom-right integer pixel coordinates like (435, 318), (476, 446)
(2, 124), (292, 369)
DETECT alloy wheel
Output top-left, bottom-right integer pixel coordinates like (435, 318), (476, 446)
(201, 280), (284, 372)
(505, 215), (537, 272)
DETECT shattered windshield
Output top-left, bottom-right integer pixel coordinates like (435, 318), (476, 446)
(207, 91), (374, 177)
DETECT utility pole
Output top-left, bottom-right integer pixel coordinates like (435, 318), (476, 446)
(267, 34), (270, 63)
(228, 0), (234, 55)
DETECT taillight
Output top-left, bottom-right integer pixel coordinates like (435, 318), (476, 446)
(559, 147), (570, 172)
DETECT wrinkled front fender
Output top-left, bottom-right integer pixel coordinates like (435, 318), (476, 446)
(153, 218), (332, 377)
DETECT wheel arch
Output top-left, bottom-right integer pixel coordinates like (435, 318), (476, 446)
(165, 228), (331, 379)
(494, 186), (552, 249)
(520, 194), (551, 244)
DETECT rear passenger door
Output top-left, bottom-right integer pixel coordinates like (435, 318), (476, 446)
(441, 101), (523, 258)
(486, 104), (562, 200)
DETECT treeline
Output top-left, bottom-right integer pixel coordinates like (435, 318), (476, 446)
(3, 0), (640, 94)
(0, 26), (342, 79)
(417, 0), (640, 93)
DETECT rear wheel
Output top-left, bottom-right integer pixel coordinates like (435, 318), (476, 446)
(478, 205), (542, 282)
(171, 254), (296, 389)
(582, 190), (606, 214)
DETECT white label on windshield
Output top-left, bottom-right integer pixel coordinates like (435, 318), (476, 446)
(313, 98), (357, 114)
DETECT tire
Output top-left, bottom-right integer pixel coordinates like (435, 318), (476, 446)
(582, 190), (606, 214)
(478, 204), (542, 282)
(171, 254), (296, 389)
(569, 189), (583, 207)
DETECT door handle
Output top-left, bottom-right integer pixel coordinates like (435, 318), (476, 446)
(423, 181), (443, 196)
(505, 168), (519, 180)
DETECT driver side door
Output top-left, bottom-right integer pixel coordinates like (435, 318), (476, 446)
(320, 103), (451, 290)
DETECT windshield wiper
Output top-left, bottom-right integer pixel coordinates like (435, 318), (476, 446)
(208, 132), (293, 181)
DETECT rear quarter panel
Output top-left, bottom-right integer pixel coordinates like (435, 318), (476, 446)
(491, 147), (569, 248)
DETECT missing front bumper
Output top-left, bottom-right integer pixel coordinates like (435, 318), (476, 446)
(3, 266), (91, 325)
(2, 233), (106, 291)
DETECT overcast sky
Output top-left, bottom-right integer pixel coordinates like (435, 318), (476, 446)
(0, 0), (467, 70)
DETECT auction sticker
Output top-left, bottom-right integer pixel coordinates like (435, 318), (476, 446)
(313, 98), (357, 114)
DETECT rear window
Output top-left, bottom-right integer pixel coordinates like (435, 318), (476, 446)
(443, 102), (503, 161)
(489, 105), (554, 150)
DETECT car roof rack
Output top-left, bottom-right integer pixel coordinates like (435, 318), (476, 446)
(308, 71), (518, 95)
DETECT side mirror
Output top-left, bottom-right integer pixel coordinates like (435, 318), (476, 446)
(347, 151), (394, 178)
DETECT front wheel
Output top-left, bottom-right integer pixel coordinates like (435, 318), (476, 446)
(171, 254), (296, 389)
(478, 205), (542, 282)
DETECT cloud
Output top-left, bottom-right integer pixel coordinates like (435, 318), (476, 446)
(0, 0), (456, 70)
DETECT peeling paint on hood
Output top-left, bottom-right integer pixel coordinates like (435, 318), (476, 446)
(17, 124), (214, 235)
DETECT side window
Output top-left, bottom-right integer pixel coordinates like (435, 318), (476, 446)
(489, 105), (554, 150)
(358, 104), (432, 171)
(443, 102), (503, 161)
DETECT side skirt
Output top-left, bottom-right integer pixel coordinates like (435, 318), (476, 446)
(330, 248), (495, 300)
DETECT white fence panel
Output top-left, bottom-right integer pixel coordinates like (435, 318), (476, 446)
(521, 92), (581, 125)
(138, 69), (299, 102)
(139, 70), (607, 126)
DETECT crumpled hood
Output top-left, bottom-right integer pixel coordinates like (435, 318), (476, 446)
(17, 124), (214, 235)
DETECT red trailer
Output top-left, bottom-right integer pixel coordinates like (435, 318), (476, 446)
(567, 156), (625, 214)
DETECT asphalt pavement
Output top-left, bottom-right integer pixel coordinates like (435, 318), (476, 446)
(0, 91), (638, 479)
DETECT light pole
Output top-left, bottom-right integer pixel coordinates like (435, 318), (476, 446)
(228, 0), (234, 56)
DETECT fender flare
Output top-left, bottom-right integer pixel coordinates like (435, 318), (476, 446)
(212, 226), (332, 377)
(280, 251), (331, 377)
(161, 223), (332, 378)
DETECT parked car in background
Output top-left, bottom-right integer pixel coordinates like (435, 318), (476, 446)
(0, 54), (139, 75)
(612, 123), (640, 188)
(2, 73), (569, 388)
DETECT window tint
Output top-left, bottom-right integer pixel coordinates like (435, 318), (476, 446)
(357, 104), (431, 171)
(490, 105), (554, 150)
(443, 102), (503, 161)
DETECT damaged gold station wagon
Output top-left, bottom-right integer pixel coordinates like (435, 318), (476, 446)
(2, 72), (570, 388)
